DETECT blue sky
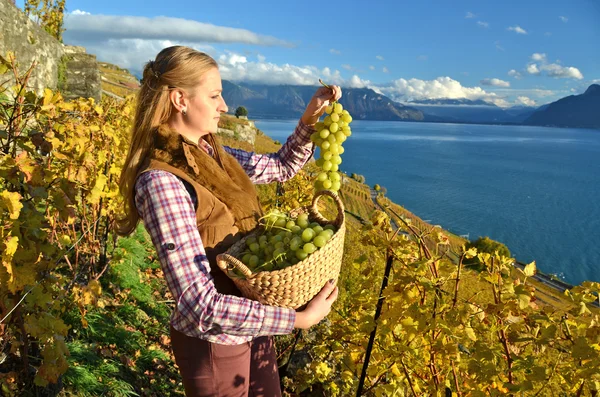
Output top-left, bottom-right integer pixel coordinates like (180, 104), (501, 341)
(19, 0), (600, 107)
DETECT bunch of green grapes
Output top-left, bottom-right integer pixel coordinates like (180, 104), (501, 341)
(310, 101), (353, 193)
(236, 209), (337, 274)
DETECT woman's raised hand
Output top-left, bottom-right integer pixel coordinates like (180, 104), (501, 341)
(294, 279), (339, 329)
(301, 85), (342, 126)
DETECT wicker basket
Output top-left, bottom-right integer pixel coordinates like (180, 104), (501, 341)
(216, 190), (345, 309)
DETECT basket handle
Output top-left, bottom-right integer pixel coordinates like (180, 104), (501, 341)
(216, 253), (254, 278)
(310, 190), (345, 227)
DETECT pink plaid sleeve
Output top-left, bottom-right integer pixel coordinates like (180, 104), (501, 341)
(224, 120), (315, 184)
(134, 170), (296, 340)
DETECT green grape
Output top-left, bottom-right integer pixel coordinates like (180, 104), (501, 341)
(322, 179), (332, 189)
(259, 235), (268, 244)
(342, 114), (352, 123)
(320, 140), (331, 150)
(297, 213), (309, 222)
(322, 160), (332, 171)
(322, 151), (332, 161)
(330, 172), (341, 181)
(310, 132), (320, 143)
(269, 234), (283, 244)
(297, 217), (309, 229)
(291, 225), (302, 234)
(330, 163), (339, 172)
(242, 253), (252, 264)
(338, 120), (346, 128)
(262, 263), (274, 271)
(324, 116), (332, 126)
(329, 122), (339, 133)
(273, 247), (286, 259)
(296, 249), (308, 260)
(249, 255), (259, 267)
(309, 222), (321, 228)
(285, 220), (296, 229)
(316, 158), (325, 167)
(249, 243), (260, 253)
(335, 131), (346, 142)
(330, 113), (340, 122)
(325, 104), (333, 114)
(315, 121), (324, 130)
(313, 235), (327, 248)
(331, 180), (341, 190)
(245, 236), (257, 247)
(274, 218), (287, 228)
(290, 237), (302, 251)
(327, 134), (337, 144)
(301, 228), (315, 242)
(312, 225), (324, 234)
(334, 103), (343, 113)
(303, 243), (316, 254)
(329, 145), (339, 155)
(324, 224), (336, 231)
(259, 240), (267, 249)
(317, 172), (328, 182)
(318, 230), (333, 240)
(319, 128), (330, 139)
(275, 241), (285, 250)
(338, 146), (345, 154)
(332, 155), (342, 165)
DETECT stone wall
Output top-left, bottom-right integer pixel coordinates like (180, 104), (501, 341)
(0, 0), (101, 101)
(0, 0), (63, 93)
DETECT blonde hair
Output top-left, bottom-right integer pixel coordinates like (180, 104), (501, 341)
(116, 46), (218, 236)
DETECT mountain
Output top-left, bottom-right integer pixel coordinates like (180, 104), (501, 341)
(405, 98), (537, 124)
(524, 84), (600, 129)
(222, 81), (425, 121)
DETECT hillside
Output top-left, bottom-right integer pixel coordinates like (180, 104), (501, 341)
(524, 84), (600, 129)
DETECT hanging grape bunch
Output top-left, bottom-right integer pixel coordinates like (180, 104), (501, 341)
(235, 208), (337, 274)
(310, 79), (353, 193)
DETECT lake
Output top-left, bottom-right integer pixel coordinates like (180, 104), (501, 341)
(254, 119), (600, 286)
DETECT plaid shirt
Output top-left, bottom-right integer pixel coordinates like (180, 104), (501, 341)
(135, 121), (315, 344)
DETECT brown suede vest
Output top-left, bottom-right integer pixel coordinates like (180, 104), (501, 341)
(138, 126), (263, 296)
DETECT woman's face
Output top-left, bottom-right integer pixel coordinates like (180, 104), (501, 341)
(185, 67), (228, 134)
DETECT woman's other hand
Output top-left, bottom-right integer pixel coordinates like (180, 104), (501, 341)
(301, 85), (342, 126)
(294, 279), (339, 329)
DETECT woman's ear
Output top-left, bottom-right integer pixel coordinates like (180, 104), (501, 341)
(169, 89), (188, 113)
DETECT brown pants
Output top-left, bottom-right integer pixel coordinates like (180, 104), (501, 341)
(170, 326), (282, 397)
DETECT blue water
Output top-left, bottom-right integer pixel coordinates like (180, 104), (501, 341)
(254, 119), (600, 285)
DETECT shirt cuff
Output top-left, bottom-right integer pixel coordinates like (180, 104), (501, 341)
(294, 120), (317, 146)
(258, 306), (296, 336)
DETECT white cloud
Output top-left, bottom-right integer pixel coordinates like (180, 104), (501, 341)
(348, 75), (371, 88)
(382, 66), (389, 73)
(63, 13), (293, 47)
(257, 54), (266, 62)
(516, 96), (537, 106)
(542, 64), (583, 79)
(559, 16), (568, 23)
(217, 52), (345, 86)
(531, 53), (547, 62)
(465, 12), (476, 19)
(480, 78), (510, 87)
(369, 65), (375, 70)
(477, 21), (489, 28)
(330, 48), (341, 55)
(527, 63), (541, 75)
(71, 9), (90, 15)
(376, 55), (385, 61)
(508, 69), (522, 79)
(507, 25), (528, 35)
(382, 76), (510, 107)
(341, 64), (352, 71)
(526, 53), (584, 80)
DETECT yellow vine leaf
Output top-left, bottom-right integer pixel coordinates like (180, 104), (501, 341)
(89, 174), (108, 204)
(0, 191), (23, 219)
(523, 261), (536, 277)
(1, 236), (19, 291)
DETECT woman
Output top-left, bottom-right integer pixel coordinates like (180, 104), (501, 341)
(116, 46), (341, 396)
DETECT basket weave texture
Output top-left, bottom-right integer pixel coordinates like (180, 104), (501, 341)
(216, 190), (345, 309)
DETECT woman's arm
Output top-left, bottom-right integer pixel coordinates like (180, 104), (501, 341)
(134, 170), (296, 337)
(223, 120), (315, 184)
